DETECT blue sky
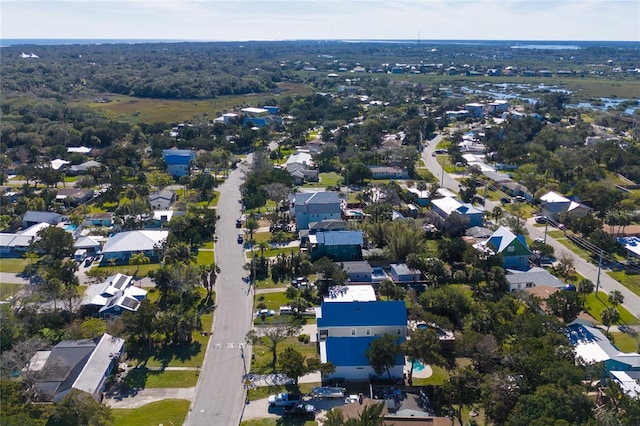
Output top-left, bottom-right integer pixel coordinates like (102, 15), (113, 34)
(2, 0), (639, 41)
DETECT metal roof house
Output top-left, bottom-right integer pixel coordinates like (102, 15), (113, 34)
(568, 322), (640, 371)
(505, 266), (564, 292)
(317, 300), (407, 381)
(162, 149), (196, 177)
(101, 230), (168, 263)
(22, 211), (63, 228)
(28, 333), (125, 402)
(289, 191), (342, 231)
(342, 261), (374, 283)
(148, 189), (175, 210)
(81, 273), (147, 318)
(309, 230), (364, 261)
(475, 226), (531, 270)
(430, 197), (484, 228)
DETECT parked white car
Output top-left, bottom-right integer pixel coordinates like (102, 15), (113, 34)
(256, 309), (276, 317)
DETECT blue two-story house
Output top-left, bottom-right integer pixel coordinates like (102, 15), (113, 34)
(317, 298), (407, 381)
(162, 149), (196, 178)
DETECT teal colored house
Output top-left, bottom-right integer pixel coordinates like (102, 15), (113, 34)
(309, 230), (363, 261)
(476, 226), (531, 270)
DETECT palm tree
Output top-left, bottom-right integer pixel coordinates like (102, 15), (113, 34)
(256, 240), (270, 258)
(129, 251), (150, 277)
(199, 262), (220, 297)
(577, 278), (594, 308)
(608, 290), (624, 307)
(601, 307), (620, 333)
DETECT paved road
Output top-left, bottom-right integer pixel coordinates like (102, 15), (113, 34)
(421, 134), (640, 320)
(185, 159), (255, 426)
(525, 219), (640, 320)
(421, 134), (460, 192)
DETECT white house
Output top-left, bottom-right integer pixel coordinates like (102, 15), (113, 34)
(101, 230), (168, 263)
(81, 273), (147, 318)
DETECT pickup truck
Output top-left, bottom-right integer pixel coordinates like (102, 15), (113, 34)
(268, 393), (301, 407)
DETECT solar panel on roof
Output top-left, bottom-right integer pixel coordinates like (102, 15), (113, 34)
(121, 297), (140, 310)
(114, 275), (128, 289)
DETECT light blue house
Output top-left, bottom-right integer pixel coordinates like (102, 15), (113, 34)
(317, 300), (407, 381)
(162, 149), (196, 177)
(289, 191), (342, 231)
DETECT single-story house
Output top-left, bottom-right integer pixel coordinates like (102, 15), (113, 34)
(101, 230), (168, 263)
(505, 266), (564, 292)
(84, 212), (114, 227)
(148, 189), (175, 210)
(0, 233), (34, 257)
(28, 333), (125, 402)
(342, 261), (374, 283)
(74, 236), (104, 255)
(56, 188), (94, 205)
(23, 211), (63, 229)
(390, 264), (421, 283)
(567, 322), (640, 374)
(68, 160), (103, 175)
(368, 166), (409, 180)
(82, 273), (147, 318)
(430, 196), (484, 228)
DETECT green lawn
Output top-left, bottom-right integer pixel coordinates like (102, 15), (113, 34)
(0, 257), (32, 273)
(411, 365), (449, 386)
(94, 263), (161, 278)
(130, 311), (213, 369)
(611, 331), (640, 353)
(583, 292), (640, 325)
(196, 249), (214, 265)
(121, 369), (198, 389)
(247, 247), (299, 259)
(112, 399), (190, 426)
(247, 383), (317, 402)
(0, 283), (25, 300)
(318, 172), (341, 187)
(255, 277), (289, 289)
(255, 291), (291, 311)
(608, 270), (640, 298)
(250, 333), (319, 375)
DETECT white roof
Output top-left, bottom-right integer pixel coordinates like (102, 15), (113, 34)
(540, 191), (570, 203)
(285, 152), (313, 166)
(20, 222), (51, 237)
(50, 159), (70, 170)
(82, 273), (135, 306)
(611, 371), (640, 399)
(72, 334), (125, 396)
(324, 285), (376, 303)
(152, 210), (177, 221)
(67, 146), (92, 154)
(74, 236), (102, 249)
(241, 107), (268, 114)
(102, 230), (168, 254)
(431, 196), (463, 215)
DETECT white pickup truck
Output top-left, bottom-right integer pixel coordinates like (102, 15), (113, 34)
(268, 392), (301, 407)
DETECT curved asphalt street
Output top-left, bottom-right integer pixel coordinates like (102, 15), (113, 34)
(421, 134), (640, 320)
(185, 159), (255, 426)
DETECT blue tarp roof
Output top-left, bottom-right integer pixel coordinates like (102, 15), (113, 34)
(325, 336), (405, 367)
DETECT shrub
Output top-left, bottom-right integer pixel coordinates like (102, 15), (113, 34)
(298, 334), (310, 344)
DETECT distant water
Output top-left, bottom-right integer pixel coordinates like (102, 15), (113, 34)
(2, 39), (639, 49)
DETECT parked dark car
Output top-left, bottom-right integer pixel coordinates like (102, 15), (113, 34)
(84, 257), (94, 267)
(236, 218), (243, 228)
(283, 404), (316, 419)
(535, 215), (548, 224)
(237, 234), (244, 244)
(500, 197), (512, 204)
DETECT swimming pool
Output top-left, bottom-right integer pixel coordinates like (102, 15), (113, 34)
(412, 359), (426, 372)
(64, 223), (78, 231)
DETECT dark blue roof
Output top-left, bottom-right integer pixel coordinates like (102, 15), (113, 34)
(318, 301), (407, 327)
(325, 337), (405, 367)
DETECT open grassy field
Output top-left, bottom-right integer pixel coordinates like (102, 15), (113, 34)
(81, 82), (312, 124)
(112, 399), (190, 426)
(94, 263), (161, 278)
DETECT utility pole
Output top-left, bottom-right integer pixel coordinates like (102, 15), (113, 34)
(595, 250), (603, 296)
(543, 219), (549, 244)
(440, 155), (445, 188)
